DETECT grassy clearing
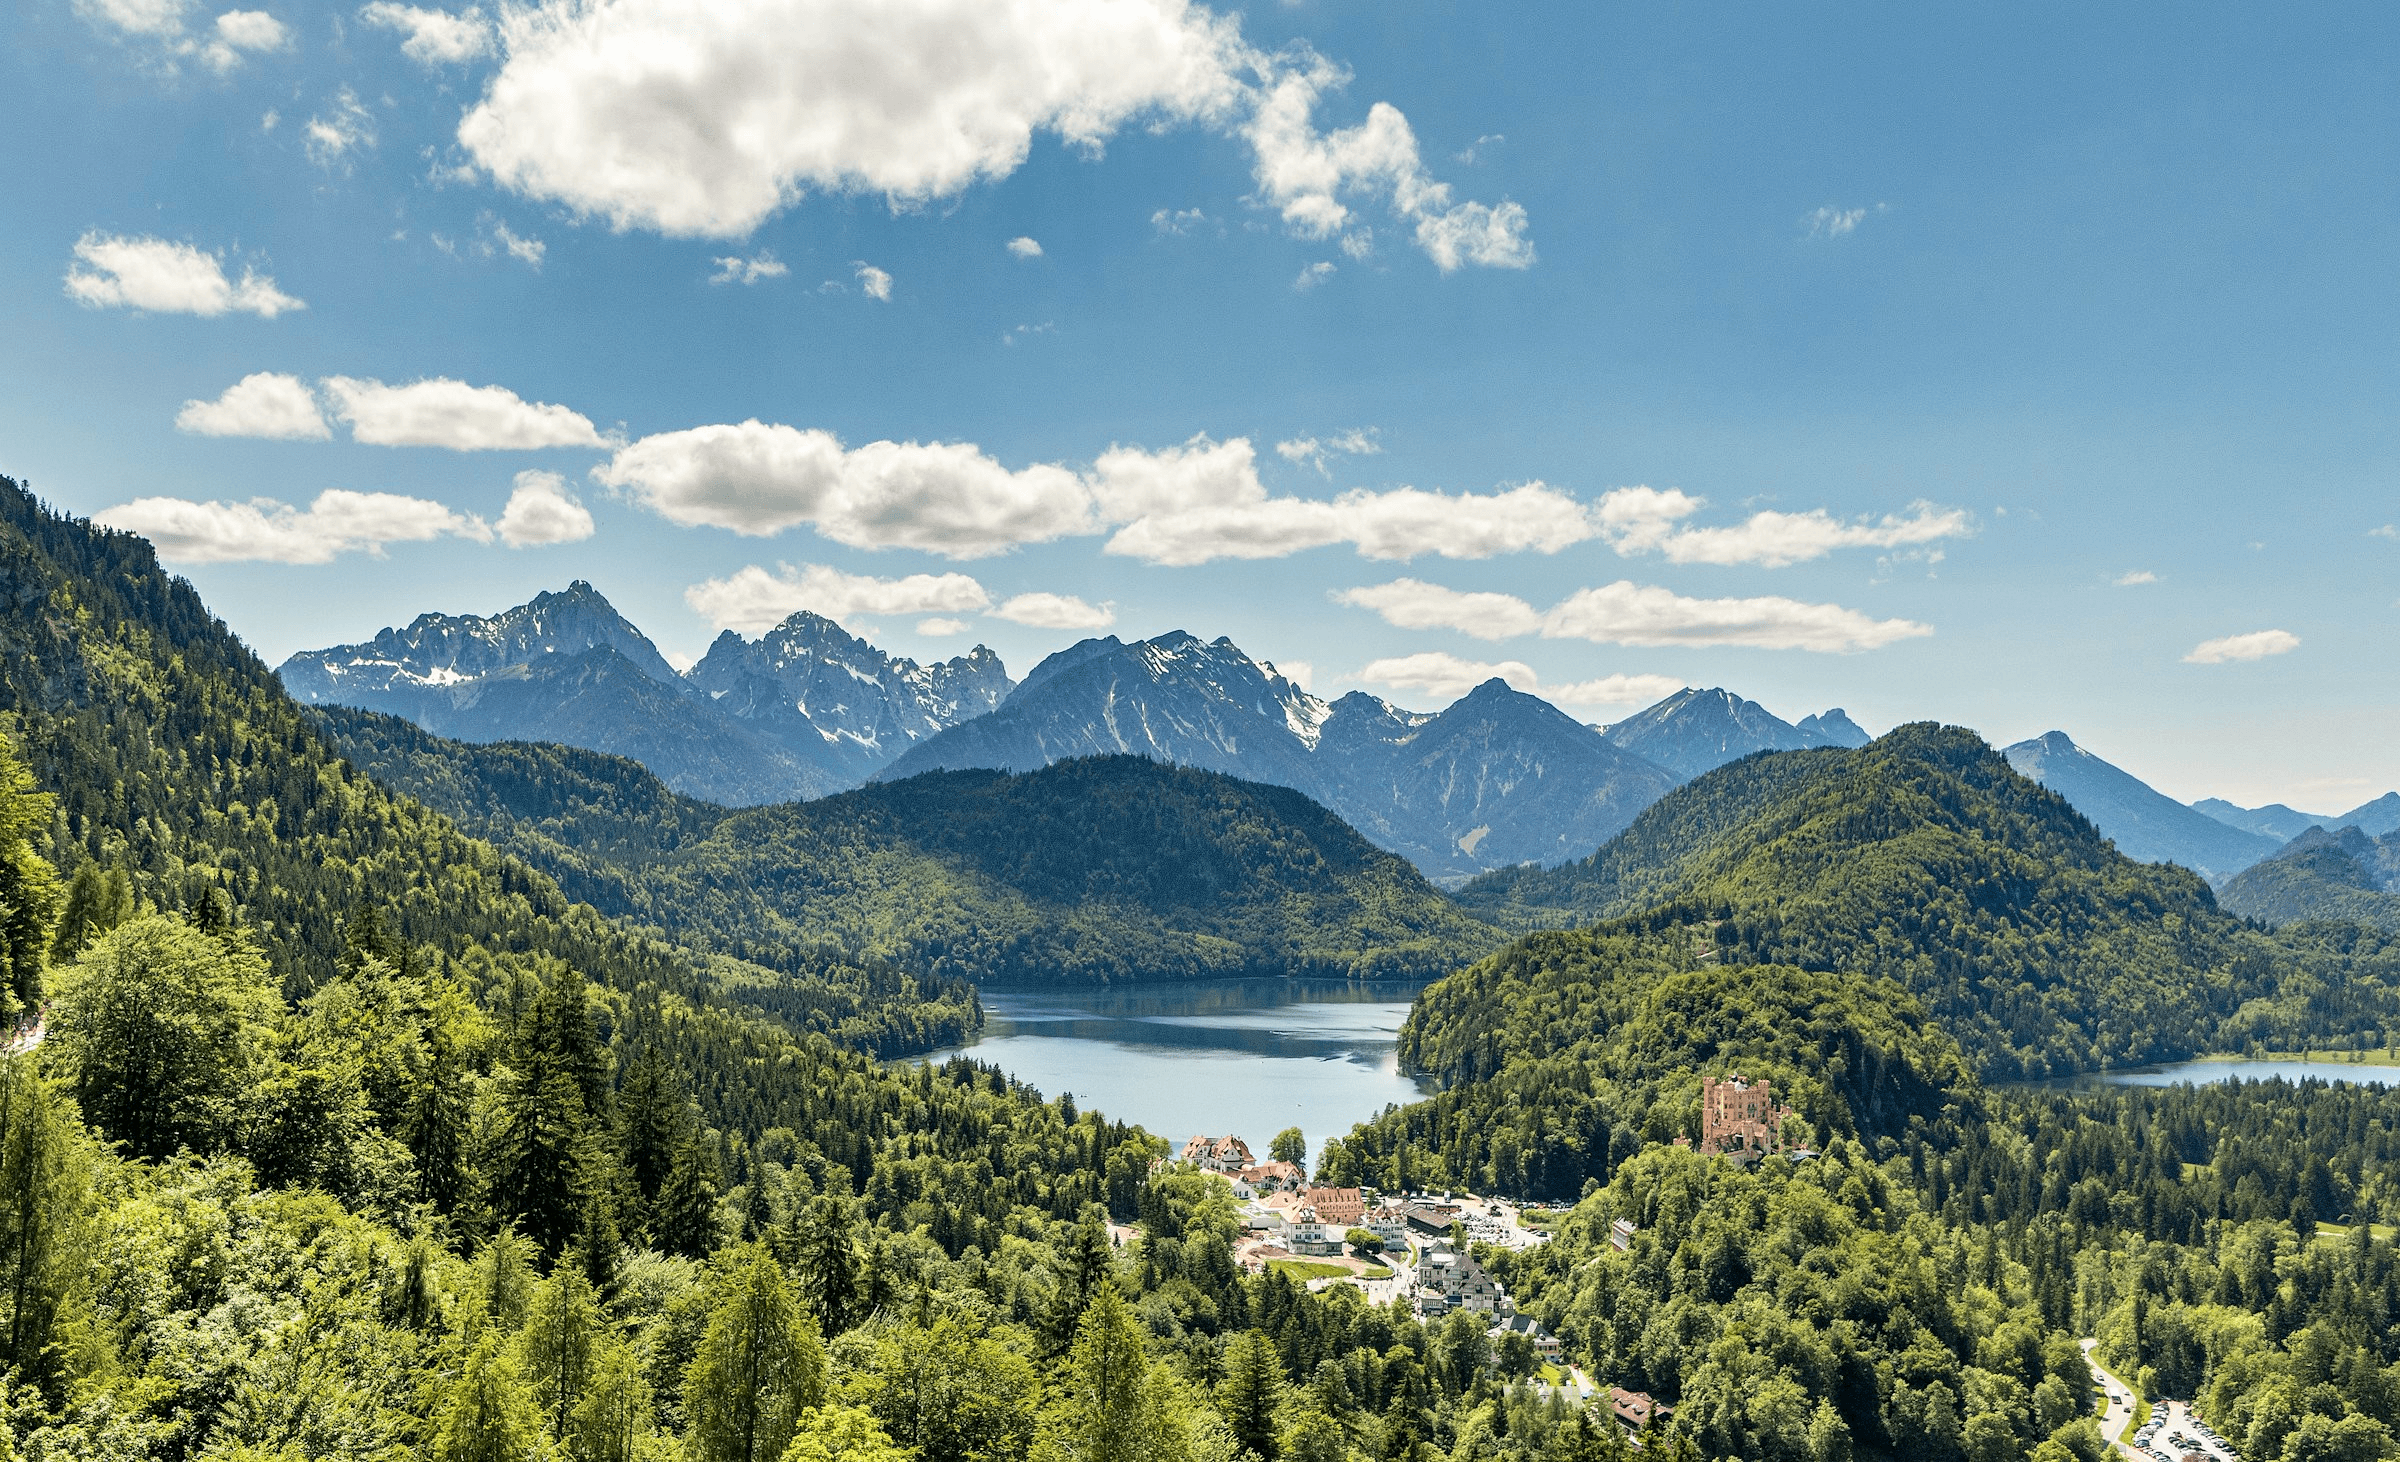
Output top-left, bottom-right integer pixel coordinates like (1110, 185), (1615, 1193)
(1268, 1259), (1355, 1281)
(2190, 1048), (2400, 1068)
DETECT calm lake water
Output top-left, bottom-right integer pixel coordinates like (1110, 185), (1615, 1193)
(2089, 1058), (2400, 1089)
(913, 980), (1437, 1154)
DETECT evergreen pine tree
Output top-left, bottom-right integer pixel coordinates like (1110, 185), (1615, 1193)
(518, 1256), (604, 1444)
(681, 1243), (827, 1462)
(655, 1122), (724, 1259)
(0, 1056), (84, 1386)
(795, 1195), (861, 1337)
(1033, 1280), (1184, 1462)
(433, 1334), (545, 1462)
(619, 1045), (680, 1204)
(1218, 1329), (1286, 1459)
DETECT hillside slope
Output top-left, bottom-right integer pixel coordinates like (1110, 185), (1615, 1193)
(2218, 825), (2400, 932)
(319, 708), (1505, 985)
(1454, 724), (2399, 1077)
(0, 477), (976, 1056)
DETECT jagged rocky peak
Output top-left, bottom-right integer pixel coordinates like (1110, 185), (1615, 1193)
(1599, 685), (1823, 781)
(684, 609), (1013, 759)
(278, 580), (680, 700)
(1796, 708), (1872, 747)
(1317, 691), (1433, 758)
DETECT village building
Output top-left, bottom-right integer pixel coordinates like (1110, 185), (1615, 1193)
(1487, 1312), (1564, 1363)
(1236, 1160), (1305, 1191)
(1404, 1200), (1464, 1238)
(1609, 1217), (1638, 1251)
(1419, 1241), (1507, 1313)
(1182, 1134), (1255, 1173)
(1610, 1388), (1672, 1439)
(1363, 1203), (1412, 1250)
(1699, 1074), (1789, 1158)
(1300, 1185), (1364, 1226)
(1289, 1203), (1343, 1256)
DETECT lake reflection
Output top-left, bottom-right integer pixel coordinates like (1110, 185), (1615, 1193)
(2091, 1058), (2400, 1089)
(913, 980), (1438, 1153)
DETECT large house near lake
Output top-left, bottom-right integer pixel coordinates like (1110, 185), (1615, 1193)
(1182, 1134), (1255, 1173)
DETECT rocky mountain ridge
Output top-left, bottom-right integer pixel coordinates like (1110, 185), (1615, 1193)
(280, 583), (1010, 805)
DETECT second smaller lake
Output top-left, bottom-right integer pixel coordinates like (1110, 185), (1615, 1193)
(2092, 1058), (2400, 1089)
(915, 980), (1437, 1156)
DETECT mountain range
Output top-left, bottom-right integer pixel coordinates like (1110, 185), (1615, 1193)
(278, 583), (1012, 805)
(284, 590), (1875, 881)
(875, 635), (1888, 881)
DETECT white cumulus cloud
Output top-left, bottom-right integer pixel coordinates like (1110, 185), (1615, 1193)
(76, 0), (190, 39)
(917, 616), (971, 636)
(306, 88), (377, 167)
(855, 263), (893, 300)
(2184, 629), (2300, 665)
(598, 422), (1092, 556)
(710, 252), (788, 285)
(1293, 260), (1335, 291)
(450, 0), (1527, 271)
(96, 489), (491, 564)
(323, 376), (605, 450)
(64, 233), (303, 317)
(497, 469), (595, 546)
(1343, 576), (1931, 653)
(1356, 651), (1684, 709)
(1006, 236), (1043, 258)
(175, 372), (329, 439)
(1093, 435), (1594, 566)
(1246, 55), (1531, 270)
(684, 562), (992, 633)
(1334, 580), (1542, 640)
(1543, 582), (1931, 652)
(993, 592), (1114, 630)
(1589, 486), (1970, 568)
(361, 2), (492, 63)
(2115, 570), (2158, 586)
(202, 9), (288, 70)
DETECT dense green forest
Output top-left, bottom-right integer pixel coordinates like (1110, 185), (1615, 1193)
(1, 475), (2396, 1462)
(318, 706), (1501, 986)
(2219, 831), (2400, 934)
(1453, 728), (2400, 1079)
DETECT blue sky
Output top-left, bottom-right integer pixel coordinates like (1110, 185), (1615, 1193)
(3, 0), (2395, 808)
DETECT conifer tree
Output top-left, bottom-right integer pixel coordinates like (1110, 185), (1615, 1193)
(619, 1044), (680, 1205)
(794, 1195), (861, 1337)
(654, 1123), (723, 1259)
(1033, 1280), (1186, 1462)
(518, 1257), (604, 1444)
(47, 863), (123, 965)
(434, 1334), (545, 1462)
(682, 1243), (826, 1462)
(1218, 1328), (1286, 1459)
(569, 1343), (657, 1462)
(0, 1056), (84, 1385)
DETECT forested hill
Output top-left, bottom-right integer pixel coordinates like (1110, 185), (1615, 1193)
(1451, 724), (2400, 1078)
(0, 476), (975, 1058)
(319, 704), (1503, 984)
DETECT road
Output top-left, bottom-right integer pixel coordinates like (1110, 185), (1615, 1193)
(2083, 1339), (2141, 1460)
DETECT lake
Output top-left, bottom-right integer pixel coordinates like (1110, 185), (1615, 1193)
(913, 979), (1437, 1156)
(2088, 1058), (2400, 1089)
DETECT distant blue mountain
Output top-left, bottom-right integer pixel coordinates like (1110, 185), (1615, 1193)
(2002, 731), (2279, 879)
